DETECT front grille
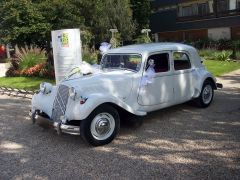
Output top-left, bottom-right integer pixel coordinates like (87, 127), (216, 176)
(51, 85), (69, 122)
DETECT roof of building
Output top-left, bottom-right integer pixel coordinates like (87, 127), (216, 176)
(151, 0), (179, 8)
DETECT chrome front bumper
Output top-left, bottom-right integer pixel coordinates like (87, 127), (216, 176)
(53, 122), (80, 135)
(30, 110), (80, 136)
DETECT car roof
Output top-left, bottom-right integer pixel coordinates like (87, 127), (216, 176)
(106, 43), (197, 55)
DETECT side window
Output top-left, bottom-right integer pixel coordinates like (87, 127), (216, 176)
(173, 52), (191, 70)
(147, 53), (169, 73)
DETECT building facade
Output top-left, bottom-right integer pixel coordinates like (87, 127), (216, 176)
(150, 0), (240, 41)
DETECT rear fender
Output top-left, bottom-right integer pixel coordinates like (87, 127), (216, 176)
(192, 69), (217, 98)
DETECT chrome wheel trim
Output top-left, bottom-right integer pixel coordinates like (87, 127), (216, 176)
(90, 113), (115, 140)
(202, 84), (213, 104)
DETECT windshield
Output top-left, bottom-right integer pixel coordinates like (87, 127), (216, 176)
(101, 54), (142, 72)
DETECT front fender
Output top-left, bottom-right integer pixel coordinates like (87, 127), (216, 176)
(65, 93), (146, 121)
(31, 87), (57, 117)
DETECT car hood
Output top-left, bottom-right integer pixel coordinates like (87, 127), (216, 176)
(60, 70), (134, 99)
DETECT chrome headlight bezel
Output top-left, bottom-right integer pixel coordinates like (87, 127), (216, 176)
(69, 87), (77, 100)
(40, 82), (52, 94)
(40, 82), (46, 93)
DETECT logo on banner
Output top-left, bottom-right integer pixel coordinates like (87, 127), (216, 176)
(58, 32), (69, 48)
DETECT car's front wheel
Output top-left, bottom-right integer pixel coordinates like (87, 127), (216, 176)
(195, 80), (214, 108)
(80, 104), (120, 146)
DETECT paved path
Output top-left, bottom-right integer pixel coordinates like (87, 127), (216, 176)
(0, 70), (240, 179)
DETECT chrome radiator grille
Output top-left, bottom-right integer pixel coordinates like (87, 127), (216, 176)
(52, 85), (69, 122)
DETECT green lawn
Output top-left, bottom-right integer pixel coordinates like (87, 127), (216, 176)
(0, 60), (240, 90)
(0, 77), (55, 90)
(204, 60), (240, 77)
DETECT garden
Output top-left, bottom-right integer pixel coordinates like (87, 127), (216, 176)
(0, 1), (240, 91)
(0, 39), (240, 91)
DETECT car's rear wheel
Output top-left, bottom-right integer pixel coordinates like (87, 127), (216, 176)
(80, 104), (120, 146)
(195, 80), (214, 108)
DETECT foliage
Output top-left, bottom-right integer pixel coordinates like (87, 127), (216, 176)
(236, 51), (240, 60)
(134, 34), (152, 44)
(6, 62), (54, 78)
(0, 0), (51, 45)
(6, 45), (55, 78)
(0, 76), (55, 90)
(92, 0), (136, 43)
(198, 48), (218, 60)
(82, 48), (98, 65)
(130, 0), (150, 34)
(199, 49), (237, 61)
(0, 0), (137, 47)
(203, 60), (240, 76)
(186, 39), (240, 53)
(37, 0), (84, 46)
(20, 62), (45, 77)
(110, 32), (122, 48)
(81, 30), (94, 49)
(230, 40), (240, 59)
(213, 51), (232, 61)
(15, 45), (47, 70)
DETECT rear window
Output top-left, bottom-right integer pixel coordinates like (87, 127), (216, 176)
(173, 52), (191, 70)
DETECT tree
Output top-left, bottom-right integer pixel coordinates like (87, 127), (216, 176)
(130, 0), (150, 34)
(0, 0), (136, 47)
(0, 0), (51, 46)
(37, 0), (84, 31)
(91, 0), (136, 44)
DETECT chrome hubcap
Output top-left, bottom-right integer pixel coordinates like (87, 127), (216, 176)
(90, 113), (115, 140)
(95, 119), (110, 135)
(202, 84), (213, 104)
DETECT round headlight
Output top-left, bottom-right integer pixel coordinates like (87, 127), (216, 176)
(69, 87), (77, 100)
(40, 82), (46, 93)
(40, 82), (52, 94)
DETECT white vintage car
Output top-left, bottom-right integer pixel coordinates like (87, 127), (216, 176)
(31, 43), (222, 146)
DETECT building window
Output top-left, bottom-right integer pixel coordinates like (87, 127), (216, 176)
(237, 0), (240, 8)
(173, 52), (191, 70)
(182, 6), (193, 16)
(179, 3), (205, 17)
(218, 0), (229, 12)
(198, 3), (209, 16)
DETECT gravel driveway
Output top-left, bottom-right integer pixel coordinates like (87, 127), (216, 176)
(0, 70), (240, 180)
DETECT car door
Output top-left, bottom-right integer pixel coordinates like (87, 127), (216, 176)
(138, 52), (174, 106)
(171, 51), (193, 103)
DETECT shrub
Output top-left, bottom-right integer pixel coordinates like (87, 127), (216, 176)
(5, 54), (20, 76)
(213, 51), (232, 61)
(230, 40), (240, 60)
(82, 48), (98, 65)
(39, 63), (55, 78)
(185, 38), (234, 50)
(15, 45), (47, 70)
(20, 62), (55, 78)
(21, 63), (45, 77)
(236, 51), (240, 60)
(134, 34), (152, 44)
(198, 48), (217, 60)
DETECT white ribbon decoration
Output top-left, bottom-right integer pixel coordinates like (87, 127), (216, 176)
(140, 65), (156, 87)
(99, 42), (111, 54)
